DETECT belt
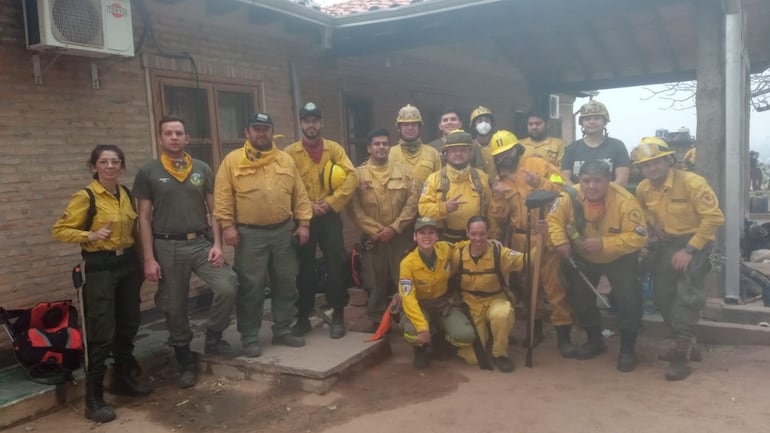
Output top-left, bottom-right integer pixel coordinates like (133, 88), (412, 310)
(153, 229), (209, 241)
(463, 289), (503, 298)
(81, 248), (135, 258)
(238, 218), (291, 230)
(512, 228), (527, 234)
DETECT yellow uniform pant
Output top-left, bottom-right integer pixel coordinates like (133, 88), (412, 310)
(512, 233), (572, 326)
(457, 296), (514, 364)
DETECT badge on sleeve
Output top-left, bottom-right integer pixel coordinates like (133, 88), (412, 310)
(508, 250), (522, 256)
(701, 192), (716, 207)
(634, 225), (647, 237)
(629, 209), (642, 224)
(399, 279), (413, 296)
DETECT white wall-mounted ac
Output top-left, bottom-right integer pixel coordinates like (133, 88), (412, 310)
(23, 0), (135, 57)
(549, 94), (560, 119)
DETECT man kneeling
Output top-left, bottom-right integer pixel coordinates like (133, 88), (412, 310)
(399, 217), (476, 369)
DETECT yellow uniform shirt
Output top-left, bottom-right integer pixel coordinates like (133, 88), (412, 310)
(418, 166), (498, 239)
(284, 139), (358, 213)
(389, 140), (442, 184)
(548, 182), (648, 263)
(451, 241), (524, 299)
(635, 168), (723, 250)
(399, 241), (454, 332)
(348, 160), (419, 236)
(213, 146), (312, 228)
(520, 136), (566, 168)
(490, 155), (563, 233)
(52, 180), (137, 252)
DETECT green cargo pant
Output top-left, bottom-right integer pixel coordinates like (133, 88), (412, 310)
(154, 236), (237, 347)
(652, 238), (712, 339)
(361, 232), (413, 321)
(234, 220), (299, 345)
(400, 297), (476, 347)
(82, 251), (143, 379)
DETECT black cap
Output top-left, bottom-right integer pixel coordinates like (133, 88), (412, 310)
(299, 102), (322, 119)
(248, 112), (273, 127)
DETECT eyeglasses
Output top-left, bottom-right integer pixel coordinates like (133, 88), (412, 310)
(96, 159), (123, 166)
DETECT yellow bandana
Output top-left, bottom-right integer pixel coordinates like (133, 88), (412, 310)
(161, 153), (193, 182)
(240, 140), (277, 168)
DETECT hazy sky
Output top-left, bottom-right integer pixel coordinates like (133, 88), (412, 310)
(581, 85), (770, 156)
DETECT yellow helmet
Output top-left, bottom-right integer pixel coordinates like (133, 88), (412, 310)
(469, 106), (494, 125)
(631, 137), (675, 164)
(578, 100), (610, 123)
(320, 160), (347, 195)
(443, 129), (473, 150)
(489, 130), (521, 156)
(395, 104), (423, 125)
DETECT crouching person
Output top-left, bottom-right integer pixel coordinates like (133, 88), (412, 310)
(399, 217), (476, 369)
(452, 216), (525, 372)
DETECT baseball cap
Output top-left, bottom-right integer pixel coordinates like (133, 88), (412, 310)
(248, 112), (273, 127)
(414, 216), (438, 232)
(299, 102), (322, 119)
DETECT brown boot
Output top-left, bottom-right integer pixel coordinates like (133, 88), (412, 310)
(665, 336), (693, 381)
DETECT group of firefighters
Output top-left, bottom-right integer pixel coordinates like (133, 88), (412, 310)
(53, 97), (724, 423)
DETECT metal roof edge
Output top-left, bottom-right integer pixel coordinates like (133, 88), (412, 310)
(234, 0), (335, 26)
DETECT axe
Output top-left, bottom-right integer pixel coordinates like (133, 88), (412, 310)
(524, 190), (560, 368)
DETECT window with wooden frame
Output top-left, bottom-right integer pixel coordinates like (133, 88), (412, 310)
(153, 75), (260, 169)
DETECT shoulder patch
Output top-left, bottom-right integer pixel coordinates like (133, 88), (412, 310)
(629, 209), (641, 224)
(634, 225), (647, 237)
(399, 279), (413, 296)
(701, 191), (716, 207)
(508, 250), (522, 257)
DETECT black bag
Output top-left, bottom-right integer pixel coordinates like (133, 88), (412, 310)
(0, 300), (84, 385)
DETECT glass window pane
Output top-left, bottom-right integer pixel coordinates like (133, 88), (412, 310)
(163, 86), (211, 139)
(217, 91), (252, 141)
(187, 141), (213, 169)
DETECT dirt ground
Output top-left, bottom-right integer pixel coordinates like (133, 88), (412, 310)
(6, 332), (770, 433)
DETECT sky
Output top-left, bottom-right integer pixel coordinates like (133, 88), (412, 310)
(580, 85), (770, 157)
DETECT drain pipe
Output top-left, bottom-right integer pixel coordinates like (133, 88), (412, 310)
(723, 6), (743, 302)
(289, 60), (303, 141)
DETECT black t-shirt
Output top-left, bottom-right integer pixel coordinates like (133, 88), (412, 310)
(561, 137), (630, 182)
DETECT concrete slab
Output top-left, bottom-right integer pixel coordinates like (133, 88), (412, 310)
(191, 320), (390, 394)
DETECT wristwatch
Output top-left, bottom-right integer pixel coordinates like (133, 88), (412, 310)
(684, 244), (697, 254)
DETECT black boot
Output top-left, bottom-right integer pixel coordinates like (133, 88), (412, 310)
(204, 329), (237, 357)
(111, 363), (153, 396)
(330, 308), (346, 339)
(292, 314), (312, 337)
(85, 377), (116, 423)
(413, 345), (429, 370)
(576, 327), (607, 360)
(521, 319), (544, 348)
(555, 325), (578, 359)
(665, 336), (693, 381)
(174, 345), (199, 389)
(430, 333), (455, 361)
(493, 356), (515, 373)
(617, 331), (638, 372)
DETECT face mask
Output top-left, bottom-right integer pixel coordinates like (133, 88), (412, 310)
(475, 121), (492, 136)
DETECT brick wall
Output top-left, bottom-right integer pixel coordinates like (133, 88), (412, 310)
(0, 0), (535, 317)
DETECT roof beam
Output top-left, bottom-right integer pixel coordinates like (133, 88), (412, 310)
(617, 12), (650, 75)
(536, 69), (697, 93)
(652, 5), (682, 72)
(585, 21), (620, 78)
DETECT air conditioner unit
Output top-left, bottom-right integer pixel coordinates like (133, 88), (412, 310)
(549, 94), (560, 119)
(23, 0), (135, 57)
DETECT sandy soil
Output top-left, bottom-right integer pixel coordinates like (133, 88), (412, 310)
(6, 332), (770, 433)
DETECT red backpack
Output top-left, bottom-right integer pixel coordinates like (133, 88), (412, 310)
(1, 300), (83, 385)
